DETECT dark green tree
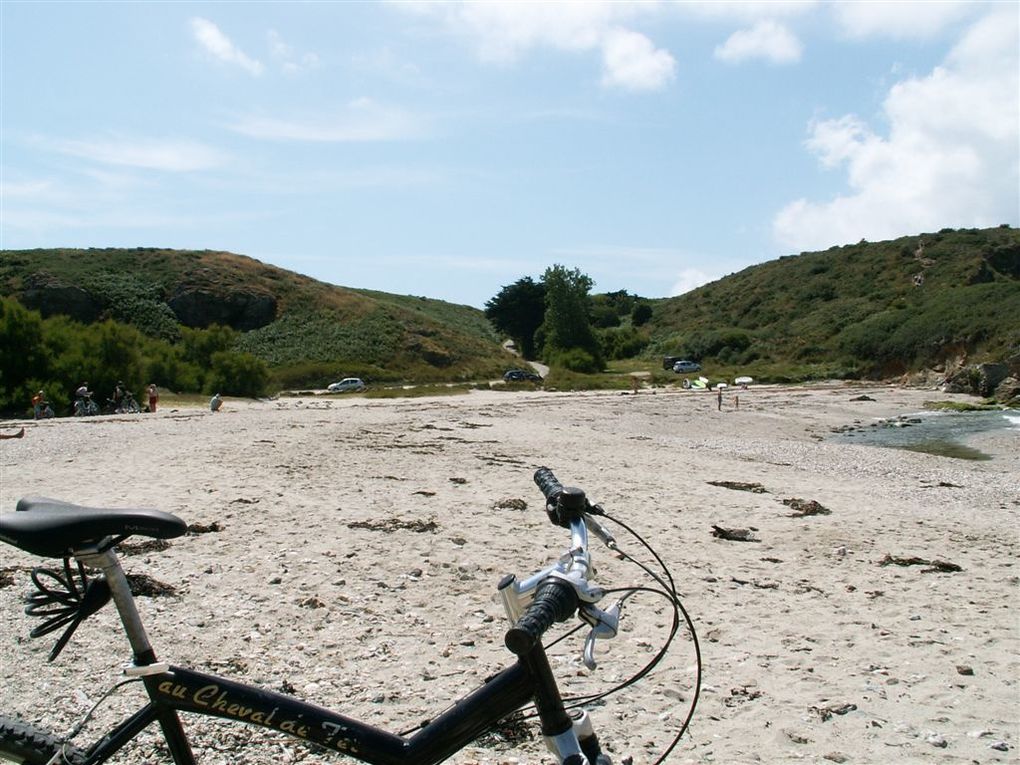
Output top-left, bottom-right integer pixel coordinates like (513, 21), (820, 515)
(540, 265), (604, 372)
(0, 297), (49, 411)
(144, 344), (201, 393)
(631, 302), (653, 326)
(484, 277), (546, 359)
(589, 299), (622, 329)
(181, 324), (238, 369)
(206, 351), (269, 397)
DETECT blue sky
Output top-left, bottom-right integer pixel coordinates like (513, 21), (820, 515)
(2, 1), (1017, 308)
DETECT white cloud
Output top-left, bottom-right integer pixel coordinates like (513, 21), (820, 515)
(190, 17), (263, 75)
(47, 136), (226, 172)
(774, 7), (1019, 252)
(601, 28), (677, 90)
(831, 0), (975, 40)
(2, 207), (192, 231)
(678, 2), (818, 23)
(670, 267), (718, 296)
(714, 20), (803, 64)
(228, 98), (429, 142)
(268, 29), (320, 74)
(419, 2), (624, 62)
(397, 2), (675, 92)
(352, 47), (426, 86)
(0, 179), (52, 199)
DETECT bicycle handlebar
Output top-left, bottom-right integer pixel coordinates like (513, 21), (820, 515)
(504, 577), (578, 655)
(503, 468), (593, 656)
(534, 466), (565, 504)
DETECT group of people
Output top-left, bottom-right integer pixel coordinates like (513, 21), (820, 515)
(21, 383), (225, 422)
(56, 381), (161, 417)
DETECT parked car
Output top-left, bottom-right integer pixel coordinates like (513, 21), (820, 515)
(327, 377), (366, 393)
(503, 369), (543, 383)
(672, 360), (702, 374)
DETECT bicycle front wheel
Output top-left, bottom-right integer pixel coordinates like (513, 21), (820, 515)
(0, 715), (86, 765)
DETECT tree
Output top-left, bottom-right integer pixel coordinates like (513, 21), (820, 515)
(589, 300), (622, 329)
(206, 351), (269, 397)
(484, 277), (546, 359)
(0, 297), (48, 411)
(631, 302), (653, 327)
(540, 265), (604, 372)
(181, 324), (237, 369)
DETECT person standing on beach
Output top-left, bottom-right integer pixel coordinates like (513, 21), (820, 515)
(210, 393), (222, 412)
(717, 387), (723, 411)
(112, 381), (126, 409)
(147, 383), (159, 413)
(31, 390), (46, 419)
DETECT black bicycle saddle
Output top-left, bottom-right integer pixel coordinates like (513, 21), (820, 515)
(0, 497), (187, 558)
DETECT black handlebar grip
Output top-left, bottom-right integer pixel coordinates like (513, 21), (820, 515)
(534, 467), (564, 503)
(504, 578), (578, 656)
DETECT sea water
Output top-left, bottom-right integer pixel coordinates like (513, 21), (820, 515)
(833, 409), (1019, 460)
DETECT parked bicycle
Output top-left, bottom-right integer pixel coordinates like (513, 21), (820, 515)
(73, 393), (99, 417)
(0, 469), (700, 764)
(102, 393), (140, 415)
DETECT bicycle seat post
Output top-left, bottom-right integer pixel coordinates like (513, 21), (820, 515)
(76, 543), (158, 665)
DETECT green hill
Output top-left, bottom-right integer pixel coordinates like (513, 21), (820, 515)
(0, 248), (513, 384)
(645, 226), (1020, 378)
(3, 228), (1017, 398)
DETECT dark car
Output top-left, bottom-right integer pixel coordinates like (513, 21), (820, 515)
(503, 369), (543, 383)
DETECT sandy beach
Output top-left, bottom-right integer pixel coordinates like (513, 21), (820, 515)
(1, 384), (1017, 764)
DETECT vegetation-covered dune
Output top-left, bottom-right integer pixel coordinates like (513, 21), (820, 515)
(645, 226), (1019, 378)
(1, 226), (1016, 415)
(0, 248), (514, 388)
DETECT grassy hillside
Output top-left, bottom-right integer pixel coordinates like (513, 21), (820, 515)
(0, 248), (513, 384)
(4, 227), (1017, 390)
(646, 226), (1020, 378)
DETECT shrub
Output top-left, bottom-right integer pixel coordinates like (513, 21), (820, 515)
(598, 325), (649, 360)
(631, 302), (653, 327)
(205, 351), (270, 397)
(549, 347), (601, 373)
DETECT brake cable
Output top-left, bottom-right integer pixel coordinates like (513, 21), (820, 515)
(495, 508), (702, 763)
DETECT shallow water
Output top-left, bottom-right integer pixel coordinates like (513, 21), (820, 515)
(833, 408), (1019, 460)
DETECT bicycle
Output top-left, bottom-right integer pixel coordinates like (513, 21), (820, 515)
(73, 395), (99, 417)
(102, 395), (140, 416)
(0, 468), (700, 764)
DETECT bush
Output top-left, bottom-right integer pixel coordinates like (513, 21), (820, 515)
(631, 302), (653, 327)
(205, 351), (270, 397)
(549, 347), (601, 373)
(0, 297), (48, 412)
(598, 325), (649, 360)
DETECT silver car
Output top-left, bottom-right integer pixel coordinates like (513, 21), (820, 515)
(327, 377), (366, 393)
(672, 360), (701, 374)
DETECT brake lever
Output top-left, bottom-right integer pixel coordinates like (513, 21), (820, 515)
(580, 600), (622, 670)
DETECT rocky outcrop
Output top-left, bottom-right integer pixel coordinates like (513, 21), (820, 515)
(18, 281), (103, 323)
(167, 288), (277, 331)
(16, 278), (278, 333)
(942, 363), (1010, 398)
(993, 376), (1020, 406)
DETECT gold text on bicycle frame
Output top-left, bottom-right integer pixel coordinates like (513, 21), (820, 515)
(158, 681), (310, 738)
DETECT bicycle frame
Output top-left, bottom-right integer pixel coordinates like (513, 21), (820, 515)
(79, 658), (545, 765)
(64, 544), (581, 765)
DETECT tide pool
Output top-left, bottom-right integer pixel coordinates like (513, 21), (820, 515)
(832, 408), (1018, 460)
